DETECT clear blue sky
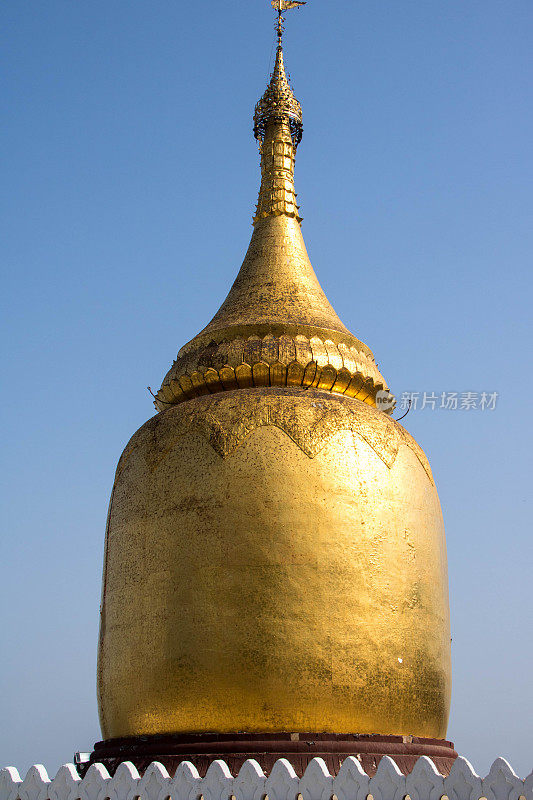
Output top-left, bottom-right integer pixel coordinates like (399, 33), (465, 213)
(1, 0), (532, 779)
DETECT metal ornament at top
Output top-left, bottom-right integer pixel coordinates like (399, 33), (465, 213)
(253, 0), (305, 147)
(271, 0), (306, 10)
(271, 0), (307, 42)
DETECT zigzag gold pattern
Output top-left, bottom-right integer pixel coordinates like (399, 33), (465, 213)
(127, 389), (430, 485)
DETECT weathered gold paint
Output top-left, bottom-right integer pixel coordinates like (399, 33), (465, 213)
(97, 26), (451, 741)
(98, 389), (450, 739)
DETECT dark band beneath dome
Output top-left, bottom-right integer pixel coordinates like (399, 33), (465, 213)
(87, 732), (458, 778)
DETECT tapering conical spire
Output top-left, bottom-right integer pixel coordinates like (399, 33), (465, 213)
(155, 18), (391, 412)
(253, 44), (302, 224)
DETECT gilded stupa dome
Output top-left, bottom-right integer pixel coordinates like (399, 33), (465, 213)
(97, 8), (451, 752)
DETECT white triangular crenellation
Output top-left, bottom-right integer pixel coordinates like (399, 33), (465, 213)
(298, 757), (332, 800)
(202, 760), (233, 800)
(333, 755), (369, 800)
(482, 757), (524, 800)
(79, 763), (110, 800)
(368, 755), (406, 800)
(0, 767), (22, 800)
(48, 765), (81, 800)
(137, 763), (171, 800)
(18, 766), (50, 800)
(264, 758), (299, 800)
(405, 754), (445, 800)
(108, 762), (140, 800)
(232, 758), (266, 800)
(169, 760), (201, 800)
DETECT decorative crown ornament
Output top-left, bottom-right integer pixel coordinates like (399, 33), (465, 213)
(253, 43), (303, 147)
(255, 0), (305, 145)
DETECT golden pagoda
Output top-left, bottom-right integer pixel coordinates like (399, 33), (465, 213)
(94, 3), (453, 776)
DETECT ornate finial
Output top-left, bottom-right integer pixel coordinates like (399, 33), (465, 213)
(271, 0), (306, 48)
(253, 1), (305, 147)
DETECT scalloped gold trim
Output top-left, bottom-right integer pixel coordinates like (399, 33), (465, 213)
(156, 334), (391, 413)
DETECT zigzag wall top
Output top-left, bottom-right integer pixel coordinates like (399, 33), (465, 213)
(2, 756), (533, 800)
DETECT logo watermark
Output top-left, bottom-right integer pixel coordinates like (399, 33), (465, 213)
(376, 390), (498, 414)
(376, 390), (396, 412)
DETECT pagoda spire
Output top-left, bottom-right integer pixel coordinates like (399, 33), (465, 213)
(154, 5), (390, 412)
(253, 5), (303, 223)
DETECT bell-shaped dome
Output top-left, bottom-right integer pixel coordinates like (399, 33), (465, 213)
(96, 12), (451, 762)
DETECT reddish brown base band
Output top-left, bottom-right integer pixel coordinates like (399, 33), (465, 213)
(87, 732), (458, 777)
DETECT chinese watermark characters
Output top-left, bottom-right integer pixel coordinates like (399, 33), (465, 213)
(396, 391), (498, 411)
